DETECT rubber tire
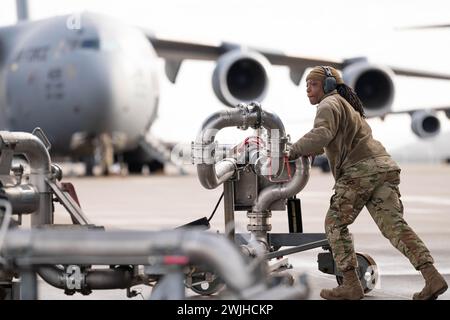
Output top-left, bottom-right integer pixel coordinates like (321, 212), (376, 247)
(189, 276), (225, 296)
(336, 252), (378, 294)
(147, 160), (164, 174)
(127, 162), (143, 174)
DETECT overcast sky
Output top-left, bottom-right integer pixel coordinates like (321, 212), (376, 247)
(1, 0), (450, 158)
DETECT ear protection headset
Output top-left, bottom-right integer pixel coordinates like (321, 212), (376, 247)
(322, 66), (337, 94)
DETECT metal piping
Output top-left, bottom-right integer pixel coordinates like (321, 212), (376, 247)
(85, 268), (136, 289)
(3, 229), (257, 294)
(195, 104), (286, 189)
(3, 185), (39, 214)
(38, 265), (136, 291)
(0, 131), (52, 225)
(252, 156), (310, 213)
(259, 109), (286, 133)
(196, 158), (237, 190)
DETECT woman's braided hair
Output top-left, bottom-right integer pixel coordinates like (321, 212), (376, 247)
(336, 83), (366, 119)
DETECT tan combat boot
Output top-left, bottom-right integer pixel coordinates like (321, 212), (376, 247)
(320, 269), (364, 300)
(413, 264), (448, 300)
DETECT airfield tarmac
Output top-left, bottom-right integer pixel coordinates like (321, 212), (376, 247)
(36, 163), (450, 300)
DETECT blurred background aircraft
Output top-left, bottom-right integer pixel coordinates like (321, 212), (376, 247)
(1, 0), (450, 175)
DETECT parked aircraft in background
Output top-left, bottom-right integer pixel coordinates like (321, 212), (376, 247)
(1, 0), (450, 175)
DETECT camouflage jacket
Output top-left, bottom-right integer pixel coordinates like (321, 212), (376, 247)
(289, 90), (399, 179)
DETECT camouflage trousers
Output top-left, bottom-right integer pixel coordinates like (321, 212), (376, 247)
(325, 170), (434, 272)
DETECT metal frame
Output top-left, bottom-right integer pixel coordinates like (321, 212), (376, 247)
(194, 104), (378, 291)
(0, 129), (310, 300)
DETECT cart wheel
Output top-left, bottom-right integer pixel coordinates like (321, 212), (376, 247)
(336, 253), (378, 293)
(189, 275), (225, 296)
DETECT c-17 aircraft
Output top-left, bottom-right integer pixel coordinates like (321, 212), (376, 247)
(2, 0), (450, 175)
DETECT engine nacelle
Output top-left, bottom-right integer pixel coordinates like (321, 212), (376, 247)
(342, 61), (395, 118)
(411, 110), (441, 138)
(445, 109), (450, 119)
(212, 50), (270, 107)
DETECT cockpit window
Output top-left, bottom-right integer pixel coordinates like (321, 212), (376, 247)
(81, 39), (100, 50)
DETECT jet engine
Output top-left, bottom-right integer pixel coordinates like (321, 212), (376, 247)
(411, 110), (441, 138)
(445, 109), (450, 119)
(343, 61), (395, 118)
(212, 50), (270, 107)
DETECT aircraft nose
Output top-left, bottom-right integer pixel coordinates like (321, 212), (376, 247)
(74, 56), (114, 132)
(63, 42), (159, 150)
(98, 54), (159, 142)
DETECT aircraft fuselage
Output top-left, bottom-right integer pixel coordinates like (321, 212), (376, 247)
(0, 12), (159, 158)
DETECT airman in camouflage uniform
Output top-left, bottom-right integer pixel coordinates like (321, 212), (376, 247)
(288, 66), (447, 300)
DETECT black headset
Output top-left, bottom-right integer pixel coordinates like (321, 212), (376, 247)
(322, 66), (337, 94)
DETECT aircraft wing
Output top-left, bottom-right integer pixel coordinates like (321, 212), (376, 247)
(397, 24), (450, 30)
(149, 36), (343, 84)
(384, 106), (450, 117)
(388, 66), (450, 80)
(146, 33), (450, 136)
(376, 106), (450, 139)
(146, 35), (450, 84)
